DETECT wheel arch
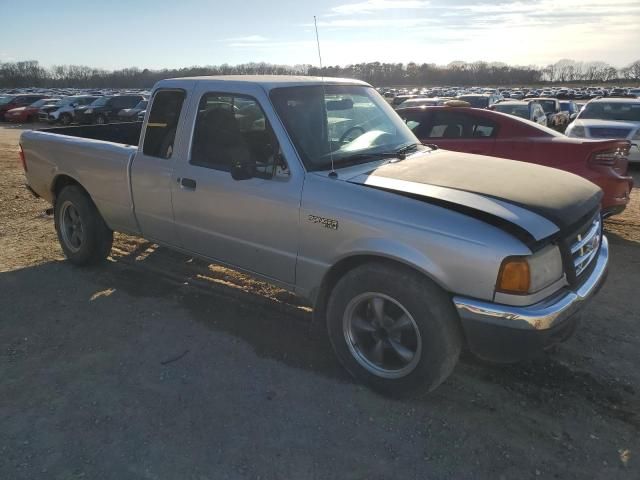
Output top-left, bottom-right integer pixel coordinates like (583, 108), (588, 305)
(51, 174), (92, 206)
(311, 252), (451, 325)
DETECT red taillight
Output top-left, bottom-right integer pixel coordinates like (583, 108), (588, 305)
(19, 144), (27, 172)
(589, 145), (630, 166)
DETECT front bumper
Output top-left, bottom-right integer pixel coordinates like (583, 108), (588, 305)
(453, 235), (609, 362)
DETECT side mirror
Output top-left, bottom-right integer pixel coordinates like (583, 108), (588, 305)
(230, 161), (255, 181)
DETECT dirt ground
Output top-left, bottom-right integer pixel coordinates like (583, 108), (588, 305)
(0, 123), (638, 480)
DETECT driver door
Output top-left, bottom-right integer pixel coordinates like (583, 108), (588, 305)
(171, 85), (303, 285)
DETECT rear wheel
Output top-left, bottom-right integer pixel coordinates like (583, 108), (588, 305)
(54, 186), (113, 265)
(326, 262), (462, 397)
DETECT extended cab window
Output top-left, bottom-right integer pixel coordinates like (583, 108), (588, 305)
(190, 93), (278, 177)
(142, 90), (185, 159)
(425, 111), (497, 139)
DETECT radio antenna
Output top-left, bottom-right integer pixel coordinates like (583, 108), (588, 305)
(314, 15), (337, 178)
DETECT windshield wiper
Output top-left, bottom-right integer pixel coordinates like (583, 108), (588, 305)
(328, 143), (436, 169)
(330, 151), (402, 168)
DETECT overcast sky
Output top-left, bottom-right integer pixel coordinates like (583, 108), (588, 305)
(1, 0), (639, 69)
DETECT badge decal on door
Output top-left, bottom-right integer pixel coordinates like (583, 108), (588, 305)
(308, 214), (339, 230)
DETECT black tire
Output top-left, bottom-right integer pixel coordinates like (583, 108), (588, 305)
(326, 262), (462, 397)
(54, 186), (113, 265)
(59, 113), (72, 126)
(95, 114), (107, 125)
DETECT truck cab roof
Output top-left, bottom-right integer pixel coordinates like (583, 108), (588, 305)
(161, 75), (370, 91)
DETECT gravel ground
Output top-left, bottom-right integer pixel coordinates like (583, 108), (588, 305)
(0, 123), (638, 479)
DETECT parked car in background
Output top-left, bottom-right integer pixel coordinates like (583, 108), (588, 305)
(609, 88), (628, 98)
(42, 95), (100, 125)
(559, 100), (580, 122)
(566, 98), (640, 163)
(117, 99), (148, 121)
(391, 94), (423, 107)
(37, 99), (64, 120)
(0, 94), (49, 121)
(5, 98), (60, 123)
(526, 98), (570, 131)
(397, 104), (633, 216)
(490, 100), (547, 126)
(74, 95), (144, 125)
(394, 97), (451, 108)
(456, 93), (502, 109)
(628, 88), (640, 98)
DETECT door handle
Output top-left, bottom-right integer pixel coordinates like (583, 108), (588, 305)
(179, 177), (197, 190)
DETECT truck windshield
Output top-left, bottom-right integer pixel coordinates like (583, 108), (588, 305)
(270, 85), (418, 171)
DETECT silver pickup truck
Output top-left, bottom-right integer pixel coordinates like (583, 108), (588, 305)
(20, 76), (608, 396)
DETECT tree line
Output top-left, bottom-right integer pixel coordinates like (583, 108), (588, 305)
(1, 59), (639, 89)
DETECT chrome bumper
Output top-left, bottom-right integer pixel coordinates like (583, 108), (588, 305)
(453, 235), (609, 331)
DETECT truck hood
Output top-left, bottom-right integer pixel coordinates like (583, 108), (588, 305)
(345, 150), (602, 242)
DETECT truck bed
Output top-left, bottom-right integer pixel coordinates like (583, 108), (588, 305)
(40, 122), (143, 146)
(21, 123), (141, 235)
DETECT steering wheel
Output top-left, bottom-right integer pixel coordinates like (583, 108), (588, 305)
(339, 126), (366, 143)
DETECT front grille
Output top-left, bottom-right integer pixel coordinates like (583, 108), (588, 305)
(568, 215), (602, 278)
(589, 127), (631, 139)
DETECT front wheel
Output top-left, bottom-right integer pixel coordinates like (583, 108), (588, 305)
(59, 113), (72, 125)
(326, 262), (462, 397)
(95, 114), (107, 125)
(54, 186), (113, 265)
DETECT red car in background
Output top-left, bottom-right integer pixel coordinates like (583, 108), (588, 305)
(5, 98), (59, 123)
(0, 94), (49, 121)
(397, 105), (633, 216)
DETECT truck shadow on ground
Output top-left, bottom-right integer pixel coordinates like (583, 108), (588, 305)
(5, 226), (629, 423)
(111, 229), (638, 421)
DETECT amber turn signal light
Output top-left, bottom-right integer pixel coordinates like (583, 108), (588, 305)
(496, 257), (530, 294)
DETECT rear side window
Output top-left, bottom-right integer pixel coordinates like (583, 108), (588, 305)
(142, 90), (186, 159)
(424, 111), (497, 139)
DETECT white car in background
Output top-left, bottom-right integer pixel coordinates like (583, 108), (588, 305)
(565, 98), (640, 163)
(40, 95), (100, 125)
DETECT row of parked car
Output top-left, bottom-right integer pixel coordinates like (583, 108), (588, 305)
(394, 96), (638, 217)
(0, 92), (148, 125)
(382, 85), (640, 102)
(394, 94), (577, 131)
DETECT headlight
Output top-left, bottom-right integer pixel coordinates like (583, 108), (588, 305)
(496, 245), (563, 295)
(566, 125), (585, 137)
(84, 109), (93, 114)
